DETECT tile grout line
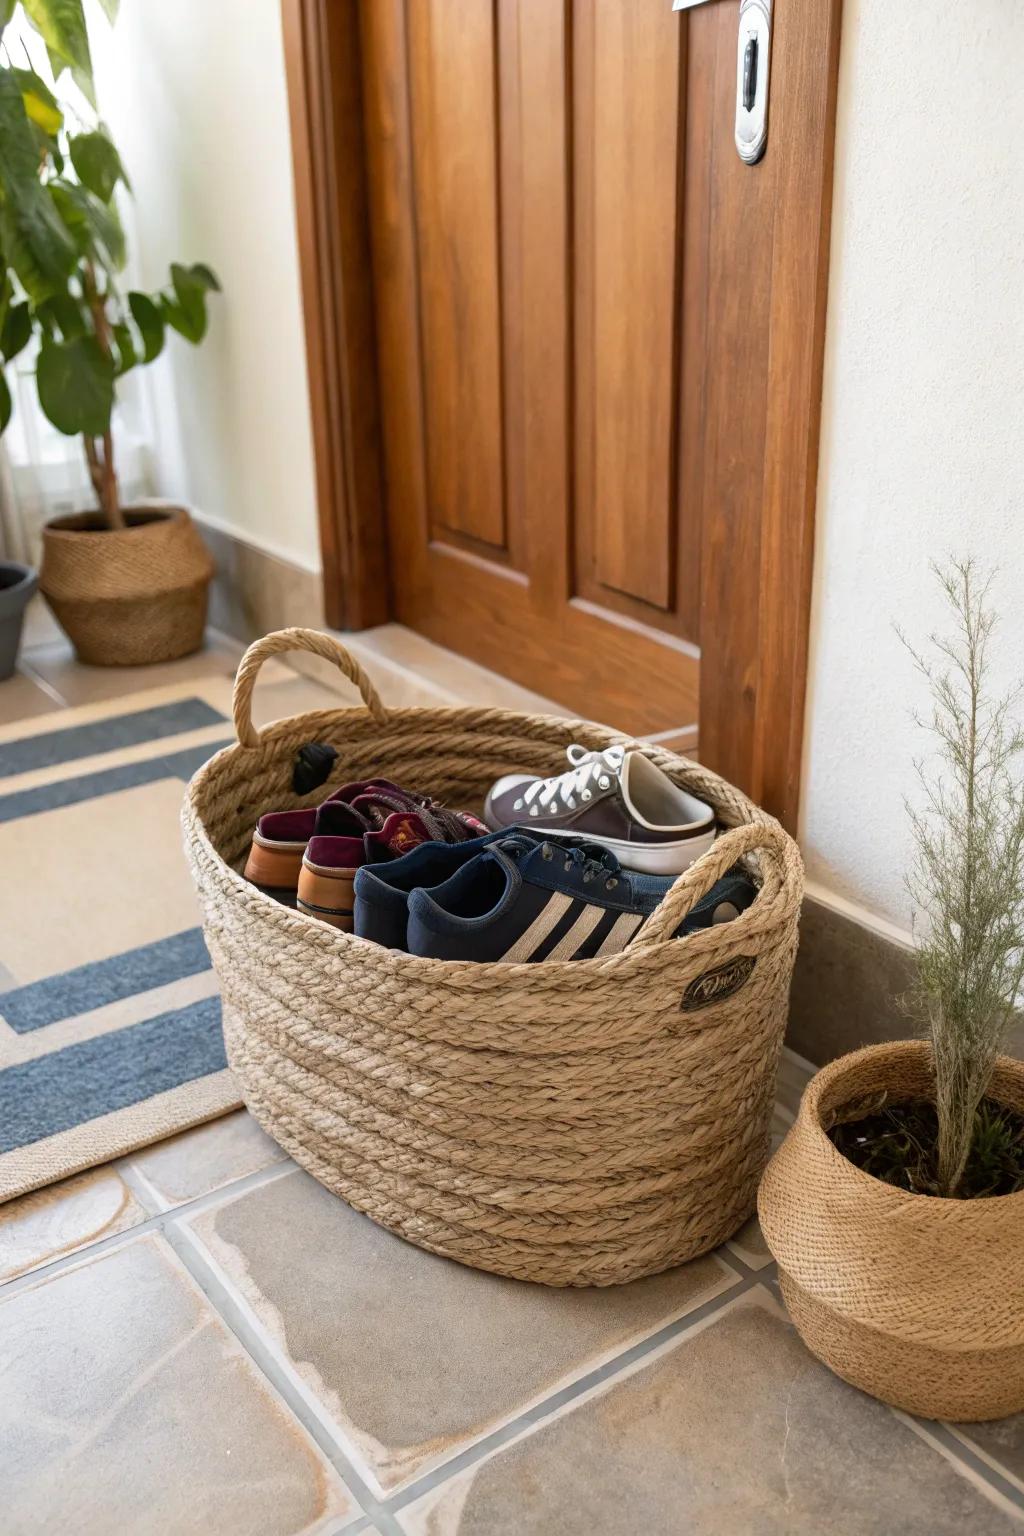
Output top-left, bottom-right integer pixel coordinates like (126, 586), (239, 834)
(745, 1255), (1024, 1515)
(5, 1093), (1024, 1521)
(5, 1165), (1024, 1527)
(893, 1413), (1024, 1519)
(0, 1159), (296, 1298)
(162, 1218), (407, 1536)
(14, 657), (69, 710)
(943, 1424), (1024, 1501)
(381, 1264), (766, 1516)
(164, 1193), (759, 1515)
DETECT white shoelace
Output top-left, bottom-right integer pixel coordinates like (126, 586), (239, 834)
(513, 745), (627, 817)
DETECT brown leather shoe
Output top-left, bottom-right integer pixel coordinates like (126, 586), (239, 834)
(296, 811), (428, 929)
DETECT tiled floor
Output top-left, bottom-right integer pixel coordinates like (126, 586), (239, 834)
(0, 613), (1021, 1534)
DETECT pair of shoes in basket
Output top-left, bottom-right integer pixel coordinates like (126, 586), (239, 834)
(355, 829), (757, 962)
(243, 778), (485, 929)
(483, 744), (717, 875)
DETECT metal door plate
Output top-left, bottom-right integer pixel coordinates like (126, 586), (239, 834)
(735, 0), (772, 163)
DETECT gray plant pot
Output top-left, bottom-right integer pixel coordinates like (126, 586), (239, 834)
(0, 562), (39, 682)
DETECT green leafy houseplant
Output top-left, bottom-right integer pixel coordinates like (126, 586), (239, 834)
(0, 0), (219, 528)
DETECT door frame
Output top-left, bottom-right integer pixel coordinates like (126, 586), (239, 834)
(281, 0), (844, 831)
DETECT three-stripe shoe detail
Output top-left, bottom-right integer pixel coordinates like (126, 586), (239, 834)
(500, 893), (645, 963)
(382, 833), (755, 963)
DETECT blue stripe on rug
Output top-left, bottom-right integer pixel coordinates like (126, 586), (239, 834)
(0, 929), (211, 1034)
(0, 739), (232, 824)
(0, 698), (226, 780)
(0, 996), (226, 1153)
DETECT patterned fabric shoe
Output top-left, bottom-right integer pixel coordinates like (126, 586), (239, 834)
(483, 746), (716, 874)
(405, 834), (756, 962)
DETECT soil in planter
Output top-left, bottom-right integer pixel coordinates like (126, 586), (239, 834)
(828, 1098), (1024, 1198)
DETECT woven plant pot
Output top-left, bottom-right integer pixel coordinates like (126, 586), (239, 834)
(758, 1041), (1024, 1420)
(184, 628), (804, 1287)
(40, 504), (213, 666)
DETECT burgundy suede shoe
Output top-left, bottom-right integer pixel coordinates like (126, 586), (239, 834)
(242, 781), (387, 898)
(483, 745), (716, 875)
(297, 810), (432, 929)
(243, 779), (485, 909)
(244, 792), (373, 897)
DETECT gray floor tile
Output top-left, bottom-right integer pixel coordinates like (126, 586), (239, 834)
(952, 1417), (1024, 1494)
(0, 1164), (146, 1283)
(0, 668), (65, 725)
(185, 1167), (738, 1492)
(725, 1212), (773, 1270)
(19, 596), (63, 650)
(397, 1290), (1020, 1535)
(0, 1233), (356, 1535)
(125, 1109), (289, 1211)
(23, 631), (243, 707)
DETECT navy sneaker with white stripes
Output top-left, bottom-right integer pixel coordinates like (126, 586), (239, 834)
(353, 829), (509, 950)
(404, 834), (756, 963)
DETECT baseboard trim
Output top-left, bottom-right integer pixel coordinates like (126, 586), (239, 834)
(194, 515), (327, 649)
(788, 891), (1023, 1066)
(191, 508), (322, 577)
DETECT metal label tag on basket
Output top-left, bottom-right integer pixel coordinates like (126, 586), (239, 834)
(680, 955), (757, 1012)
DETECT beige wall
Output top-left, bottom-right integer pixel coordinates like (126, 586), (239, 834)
(800, 0), (1023, 933)
(93, 0), (321, 572)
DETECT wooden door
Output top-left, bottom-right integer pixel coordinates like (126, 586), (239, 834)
(284, 0), (842, 826)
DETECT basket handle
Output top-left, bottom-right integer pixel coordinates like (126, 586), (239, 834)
(630, 819), (798, 951)
(232, 627), (389, 747)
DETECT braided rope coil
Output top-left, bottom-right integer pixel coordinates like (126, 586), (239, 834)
(183, 629), (804, 1286)
(758, 1041), (1024, 1418)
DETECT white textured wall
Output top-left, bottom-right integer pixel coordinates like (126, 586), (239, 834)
(92, 0), (321, 570)
(800, 0), (1024, 931)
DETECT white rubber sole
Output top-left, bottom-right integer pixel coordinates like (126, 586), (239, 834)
(585, 826), (717, 875)
(533, 824), (717, 875)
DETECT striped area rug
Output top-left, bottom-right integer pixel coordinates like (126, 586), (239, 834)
(0, 661), (324, 1203)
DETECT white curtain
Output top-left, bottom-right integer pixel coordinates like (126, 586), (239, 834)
(1, 354), (157, 566)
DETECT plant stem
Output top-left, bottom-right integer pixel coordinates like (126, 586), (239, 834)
(83, 434), (104, 504)
(938, 569), (979, 1195)
(81, 262), (123, 530)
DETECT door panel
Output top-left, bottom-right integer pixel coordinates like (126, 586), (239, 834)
(362, 0), (716, 736)
(406, 0), (506, 553)
(575, 0), (682, 616)
(289, 0), (841, 823)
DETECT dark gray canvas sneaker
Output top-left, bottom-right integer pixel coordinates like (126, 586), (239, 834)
(483, 745), (716, 874)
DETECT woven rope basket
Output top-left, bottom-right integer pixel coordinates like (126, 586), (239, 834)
(40, 505), (213, 666)
(758, 1041), (1024, 1419)
(183, 629), (804, 1287)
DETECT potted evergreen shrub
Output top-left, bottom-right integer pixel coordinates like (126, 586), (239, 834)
(0, 1), (218, 665)
(759, 559), (1024, 1421)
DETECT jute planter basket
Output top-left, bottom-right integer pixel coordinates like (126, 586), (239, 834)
(40, 505), (213, 666)
(184, 629), (804, 1287)
(758, 1041), (1024, 1419)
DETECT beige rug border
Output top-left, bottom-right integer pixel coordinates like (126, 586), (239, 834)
(0, 1069), (242, 1204)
